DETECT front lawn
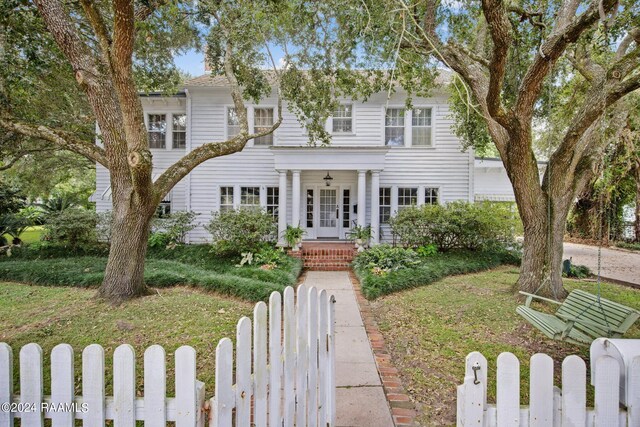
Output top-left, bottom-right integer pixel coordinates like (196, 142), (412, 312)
(0, 282), (252, 395)
(370, 267), (640, 426)
(0, 244), (302, 301)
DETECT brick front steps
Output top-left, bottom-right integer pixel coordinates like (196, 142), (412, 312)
(289, 242), (357, 271)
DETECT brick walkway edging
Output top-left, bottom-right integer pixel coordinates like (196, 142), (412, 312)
(347, 271), (419, 427)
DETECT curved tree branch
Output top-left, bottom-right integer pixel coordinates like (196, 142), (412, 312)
(0, 117), (108, 167)
(481, 0), (512, 119)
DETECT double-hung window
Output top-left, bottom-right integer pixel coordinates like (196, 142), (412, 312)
(266, 187), (279, 220)
(412, 108), (433, 146)
(425, 187), (439, 205)
(385, 108), (405, 146)
(379, 188), (392, 224)
(220, 187), (234, 212)
(397, 187), (418, 212)
(172, 114), (186, 149)
(254, 108), (274, 145)
(147, 114), (166, 148)
(227, 108), (240, 138)
(332, 104), (353, 133)
(240, 187), (260, 207)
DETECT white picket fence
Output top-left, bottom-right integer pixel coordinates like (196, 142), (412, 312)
(0, 284), (336, 427)
(457, 351), (640, 426)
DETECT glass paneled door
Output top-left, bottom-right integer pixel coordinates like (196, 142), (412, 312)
(317, 188), (339, 238)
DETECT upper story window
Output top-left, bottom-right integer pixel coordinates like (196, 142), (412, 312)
(220, 186), (234, 212)
(425, 187), (439, 205)
(240, 186), (260, 207)
(172, 114), (186, 149)
(227, 108), (240, 138)
(332, 104), (353, 133)
(254, 108), (274, 146)
(385, 108), (405, 146)
(379, 187), (392, 224)
(412, 108), (433, 146)
(398, 187), (418, 212)
(147, 114), (166, 149)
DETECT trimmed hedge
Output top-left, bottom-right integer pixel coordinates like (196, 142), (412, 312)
(354, 249), (520, 299)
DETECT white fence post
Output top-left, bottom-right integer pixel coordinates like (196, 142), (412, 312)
(213, 338), (234, 427)
(628, 356), (640, 427)
(496, 352), (519, 427)
(83, 344), (105, 427)
(268, 291), (282, 427)
(318, 289), (329, 427)
(113, 344), (136, 427)
(529, 353), (553, 427)
(283, 286), (296, 427)
(20, 343), (43, 427)
(175, 346), (197, 427)
(254, 302), (268, 427)
(50, 344), (74, 427)
(235, 317), (252, 426)
(561, 355), (586, 427)
(144, 345), (166, 426)
(296, 284), (309, 427)
(594, 356), (620, 424)
(0, 343), (13, 427)
(307, 287), (318, 427)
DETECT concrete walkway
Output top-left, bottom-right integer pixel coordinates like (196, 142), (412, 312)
(563, 242), (640, 286)
(302, 271), (394, 426)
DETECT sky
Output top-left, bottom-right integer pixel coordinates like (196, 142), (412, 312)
(174, 49), (206, 77)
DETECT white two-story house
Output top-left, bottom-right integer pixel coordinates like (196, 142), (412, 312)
(93, 71), (513, 244)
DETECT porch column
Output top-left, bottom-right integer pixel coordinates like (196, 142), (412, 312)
(277, 170), (288, 246)
(357, 170), (367, 227)
(292, 170), (301, 227)
(370, 170), (380, 244)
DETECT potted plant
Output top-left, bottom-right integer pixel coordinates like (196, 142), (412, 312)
(283, 225), (305, 251)
(349, 225), (372, 251)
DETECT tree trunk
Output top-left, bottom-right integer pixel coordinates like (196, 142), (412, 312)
(516, 202), (569, 299)
(635, 165), (640, 243)
(98, 199), (154, 304)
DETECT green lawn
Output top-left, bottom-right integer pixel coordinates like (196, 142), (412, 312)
(0, 282), (252, 395)
(370, 266), (640, 426)
(2, 226), (43, 244)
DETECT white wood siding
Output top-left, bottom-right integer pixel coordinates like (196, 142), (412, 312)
(95, 85), (474, 242)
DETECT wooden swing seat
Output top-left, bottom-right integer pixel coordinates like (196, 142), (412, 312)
(516, 289), (640, 346)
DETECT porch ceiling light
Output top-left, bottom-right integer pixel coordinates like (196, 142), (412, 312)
(324, 171), (333, 186)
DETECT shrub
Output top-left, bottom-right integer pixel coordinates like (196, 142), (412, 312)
(205, 208), (277, 255)
(352, 244), (421, 274)
(390, 201), (517, 251)
(43, 208), (98, 248)
(151, 211), (199, 244)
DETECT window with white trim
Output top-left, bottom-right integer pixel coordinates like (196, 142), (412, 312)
(398, 187), (418, 212)
(227, 108), (240, 138)
(156, 194), (171, 217)
(379, 187), (391, 224)
(266, 187), (279, 220)
(220, 187), (234, 212)
(172, 114), (186, 149)
(306, 189), (314, 228)
(147, 114), (166, 148)
(254, 108), (274, 145)
(385, 108), (405, 146)
(424, 187), (439, 205)
(332, 104), (353, 133)
(412, 108), (432, 146)
(240, 187), (260, 207)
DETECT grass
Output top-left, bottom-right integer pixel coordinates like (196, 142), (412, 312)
(370, 266), (640, 426)
(0, 282), (252, 395)
(615, 241), (640, 252)
(1, 226), (43, 245)
(354, 249), (518, 299)
(0, 244), (302, 301)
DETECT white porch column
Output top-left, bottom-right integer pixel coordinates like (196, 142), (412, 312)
(357, 170), (367, 227)
(370, 171), (380, 244)
(292, 170), (301, 227)
(277, 170), (288, 246)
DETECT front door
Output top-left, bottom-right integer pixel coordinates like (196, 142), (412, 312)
(317, 188), (339, 238)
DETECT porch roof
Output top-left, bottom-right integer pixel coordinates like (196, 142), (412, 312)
(270, 146), (389, 171)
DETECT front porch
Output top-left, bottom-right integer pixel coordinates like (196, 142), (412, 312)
(272, 146), (389, 245)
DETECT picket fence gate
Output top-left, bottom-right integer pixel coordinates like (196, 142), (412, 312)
(457, 351), (640, 426)
(0, 284), (336, 427)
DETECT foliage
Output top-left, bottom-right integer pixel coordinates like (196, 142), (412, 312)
(0, 183), (28, 245)
(416, 244), (438, 257)
(562, 259), (592, 279)
(616, 241), (640, 251)
(0, 245), (303, 302)
(390, 202), (518, 251)
(148, 232), (171, 249)
(354, 249), (520, 299)
(95, 211), (113, 244)
(348, 225), (372, 242)
(42, 208), (98, 248)
(236, 246), (287, 269)
(283, 225), (305, 248)
(151, 211), (199, 245)
(352, 244), (421, 275)
(205, 208), (277, 255)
